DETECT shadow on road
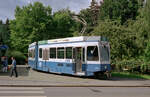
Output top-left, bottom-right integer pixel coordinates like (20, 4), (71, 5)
(34, 69), (147, 81)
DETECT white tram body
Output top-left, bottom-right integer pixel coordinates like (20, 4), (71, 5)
(28, 36), (111, 76)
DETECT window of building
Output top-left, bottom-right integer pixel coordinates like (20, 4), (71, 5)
(39, 48), (42, 58)
(87, 46), (99, 61)
(66, 47), (72, 59)
(50, 48), (56, 58)
(57, 47), (64, 59)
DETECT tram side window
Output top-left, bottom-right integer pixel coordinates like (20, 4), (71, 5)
(87, 46), (99, 61)
(57, 47), (64, 59)
(29, 50), (32, 58)
(50, 48), (56, 58)
(43, 49), (45, 60)
(39, 48), (42, 58)
(66, 47), (72, 59)
(32, 49), (35, 58)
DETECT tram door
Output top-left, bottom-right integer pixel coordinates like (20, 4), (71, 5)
(74, 47), (84, 73)
(42, 49), (49, 71)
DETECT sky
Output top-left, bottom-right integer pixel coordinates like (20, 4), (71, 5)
(0, 0), (93, 22)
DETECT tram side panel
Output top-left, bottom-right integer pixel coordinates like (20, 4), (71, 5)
(37, 60), (75, 75)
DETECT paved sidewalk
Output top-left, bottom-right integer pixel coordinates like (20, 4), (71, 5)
(0, 65), (150, 87)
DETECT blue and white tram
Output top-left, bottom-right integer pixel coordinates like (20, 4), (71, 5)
(28, 36), (111, 76)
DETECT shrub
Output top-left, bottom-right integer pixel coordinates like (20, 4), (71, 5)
(113, 59), (142, 73)
(7, 50), (27, 65)
(140, 63), (150, 74)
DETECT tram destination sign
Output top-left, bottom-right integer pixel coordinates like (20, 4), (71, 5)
(38, 40), (48, 45)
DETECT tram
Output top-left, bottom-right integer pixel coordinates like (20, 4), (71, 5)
(28, 36), (111, 76)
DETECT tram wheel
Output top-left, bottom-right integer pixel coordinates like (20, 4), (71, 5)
(105, 71), (111, 79)
(94, 71), (111, 79)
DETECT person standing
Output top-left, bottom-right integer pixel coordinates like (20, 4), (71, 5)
(10, 57), (18, 77)
(1, 56), (5, 72)
(3, 56), (8, 72)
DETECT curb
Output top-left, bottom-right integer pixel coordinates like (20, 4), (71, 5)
(0, 85), (150, 87)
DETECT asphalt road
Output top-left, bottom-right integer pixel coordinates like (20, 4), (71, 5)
(0, 87), (149, 97)
(1, 66), (150, 86)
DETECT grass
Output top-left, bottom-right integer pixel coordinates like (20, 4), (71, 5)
(112, 72), (150, 79)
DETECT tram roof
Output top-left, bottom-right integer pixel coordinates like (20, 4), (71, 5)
(29, 36), (107, 47)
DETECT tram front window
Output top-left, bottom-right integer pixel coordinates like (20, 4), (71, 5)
(87, 46), (99, 61)
(100, 45), (109, 62)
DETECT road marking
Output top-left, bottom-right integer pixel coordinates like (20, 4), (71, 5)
(0, 87), (46, 97)
(0, 87), (43, 90)
(0, 91), (44, 94)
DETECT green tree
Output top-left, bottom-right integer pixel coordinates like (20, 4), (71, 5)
(145, 0), (150, 30)
(92, 19), (139, 61)
(52, 9), (76, 38)
(142, 0), (150, 64)
(90, 0), (100, 26)
(10, 2), (53, 53)
(0, 20), (10, 45)
(99, 0), (139, 24)
(79, 8), (94, 33)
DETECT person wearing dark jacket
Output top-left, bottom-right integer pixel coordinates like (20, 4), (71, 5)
(10, 57), (18, 77)
(3, 56), (8, 72)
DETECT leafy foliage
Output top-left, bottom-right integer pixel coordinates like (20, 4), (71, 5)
(145, 0), (150, 29)
(52, 9), (77, 38)
(91, 0), (150, 74)
(92, 20), (138, 61)
(79, 8), (94, 33)
(0, 19), (10, 44)
(99, 0), (139, 24)
(7, 50), (27, 65)
(10, 2), (53, 53)
(10, 2), (78, 53)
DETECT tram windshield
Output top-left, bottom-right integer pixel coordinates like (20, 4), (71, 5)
(87, 46), (99, 61)
(100, 45), (109, 62)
